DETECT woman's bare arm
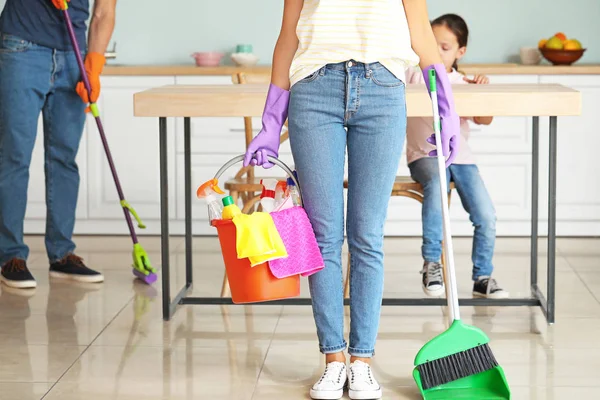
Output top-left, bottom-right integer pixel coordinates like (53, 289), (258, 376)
(402, 0), (442, 69)
(271, 0), (303, 89)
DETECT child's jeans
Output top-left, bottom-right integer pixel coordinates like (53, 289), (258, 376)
(409, 157), (496, 281)
(288, 61), (406, 357)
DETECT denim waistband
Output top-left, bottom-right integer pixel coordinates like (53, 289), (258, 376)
(324, 60), (385, 72)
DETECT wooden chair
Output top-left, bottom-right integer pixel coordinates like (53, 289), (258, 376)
(220, 72), (289, 297)
(342, 177), (456, 298)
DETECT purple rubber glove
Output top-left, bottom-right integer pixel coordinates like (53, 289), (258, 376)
(243, 83), (290, 169)
(422, 64), (460, 167)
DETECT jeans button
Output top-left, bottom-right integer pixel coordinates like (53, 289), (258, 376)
(347, 61), (353, 67)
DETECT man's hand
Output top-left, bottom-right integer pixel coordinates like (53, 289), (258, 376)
(51, 0), (69, 10)
(75, 52), (106, 106)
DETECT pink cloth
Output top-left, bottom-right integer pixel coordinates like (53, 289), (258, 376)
(406, 67), (475, 165)
(268, 207), (324, 279)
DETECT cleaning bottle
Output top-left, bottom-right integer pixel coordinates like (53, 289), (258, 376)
(286, 174), (301, 206)
(260, 178), (278, 213)
(196, 178), (225, 222)
(221, 195), (242, 220)
(274, 181), (287, 209)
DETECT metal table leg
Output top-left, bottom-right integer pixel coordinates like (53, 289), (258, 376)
(159, 117), (171, 320)
(531, 117), (539, 291)
(547, 116), (558, 324)
(184, 117), (193, 287)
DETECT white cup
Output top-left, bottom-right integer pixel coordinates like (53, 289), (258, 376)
(520, 47), (542, 65)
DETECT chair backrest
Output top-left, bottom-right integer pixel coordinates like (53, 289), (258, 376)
(231, 72), (289, 179)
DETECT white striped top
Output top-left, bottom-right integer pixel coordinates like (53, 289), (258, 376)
(289, 0), (420, 87)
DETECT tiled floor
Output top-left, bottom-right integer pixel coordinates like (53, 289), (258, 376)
(1, 235), (599, 399)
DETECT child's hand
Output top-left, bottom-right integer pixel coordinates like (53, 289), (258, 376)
(463, 74), (489, 84)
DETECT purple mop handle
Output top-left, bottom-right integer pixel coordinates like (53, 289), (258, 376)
(62, 8), (139, 245)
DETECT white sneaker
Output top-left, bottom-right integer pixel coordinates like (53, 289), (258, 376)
(421, 261), (445, 297)
(309, 361), (347, 400)
(348, 360), (382, 400)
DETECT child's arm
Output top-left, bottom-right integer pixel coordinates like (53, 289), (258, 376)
(463, 75), (493, 125)
(270, 0), (303, 90)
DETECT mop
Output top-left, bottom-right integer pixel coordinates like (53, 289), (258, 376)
(412, 70), (510, 399)
(61, 2), (157, 285)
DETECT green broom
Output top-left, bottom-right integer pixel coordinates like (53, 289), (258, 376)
(412, 70), (511, 399)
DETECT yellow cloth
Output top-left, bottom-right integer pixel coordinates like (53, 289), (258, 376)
(232, 212), (287, 267)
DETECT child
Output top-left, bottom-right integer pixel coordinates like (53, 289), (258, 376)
(406, 13), (509, 299)
(244, 2), (462, 399)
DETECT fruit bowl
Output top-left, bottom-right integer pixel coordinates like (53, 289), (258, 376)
(539, 48), (586, 65)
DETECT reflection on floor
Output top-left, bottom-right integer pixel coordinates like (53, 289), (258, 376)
(1, 235), (599, 399)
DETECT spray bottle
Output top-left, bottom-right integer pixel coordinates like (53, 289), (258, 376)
(274, 181), (287, 209)
(260, 178), (278, 213)
(196, 178), (225, 222)
(286, 172), (301, 207)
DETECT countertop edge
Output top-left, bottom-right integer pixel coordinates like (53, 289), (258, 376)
(104, 64), (600, 77)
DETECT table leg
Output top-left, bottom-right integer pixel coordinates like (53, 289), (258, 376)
(547, 116), (557, 324)
(184, 117), (193, 286)
(531, 117), (539, 290)
(160, 117), (172, 321)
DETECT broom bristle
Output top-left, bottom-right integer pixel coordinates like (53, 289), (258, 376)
(416, 343), (498, 390)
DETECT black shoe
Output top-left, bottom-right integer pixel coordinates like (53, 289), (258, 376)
(49, 254), (104, 283)
(473, 277), (509, 299)
(0, 259), (37, 289)
(421, 261), (445, 297)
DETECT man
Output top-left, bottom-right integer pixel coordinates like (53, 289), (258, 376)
(0, 0), (117, 289)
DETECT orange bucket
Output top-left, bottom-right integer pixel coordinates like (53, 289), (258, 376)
(213, 219), (300, 304)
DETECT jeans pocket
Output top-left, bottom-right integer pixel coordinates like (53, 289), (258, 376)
(296, 68), (323, 84)
(370, 67), (404, 88)
(0, 33), (33, 53)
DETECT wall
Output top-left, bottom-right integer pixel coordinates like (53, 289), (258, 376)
(0, 0), (599, 65)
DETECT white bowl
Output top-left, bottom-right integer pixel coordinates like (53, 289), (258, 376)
(520, 47), (542, 65)
(231, 53), (259, 67)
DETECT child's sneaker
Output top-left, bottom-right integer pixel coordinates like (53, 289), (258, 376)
(309, 361), (347, 400)
(348, 360), (382, 400)
(0, 259), (36, 289)
(421, 261), (445, 297)
(473, 277), (509, 299)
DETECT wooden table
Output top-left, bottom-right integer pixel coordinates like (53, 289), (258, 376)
(134, 84), (581, 323)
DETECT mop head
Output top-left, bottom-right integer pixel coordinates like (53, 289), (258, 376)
(133, 268), (157, 285)
(132, 243), (157, 285)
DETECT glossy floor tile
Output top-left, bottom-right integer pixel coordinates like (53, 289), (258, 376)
(0, 235), (598, 399)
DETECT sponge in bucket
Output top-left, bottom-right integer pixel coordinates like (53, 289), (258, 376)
(232, 212), (288, 266)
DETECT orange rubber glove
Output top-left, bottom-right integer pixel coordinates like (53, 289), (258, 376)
(51, 0), (69, 10)
(75, 52), (106, 110)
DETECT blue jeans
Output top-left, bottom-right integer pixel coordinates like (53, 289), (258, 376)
(288, 61), (406, 357)
(0, 33), (86, 265)
(409, 157), (496, 281)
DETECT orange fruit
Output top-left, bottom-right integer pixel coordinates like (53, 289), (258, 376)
(564, 39), (582, 50)
(538, 39), (548, 49)
(554, 32), (567, 42)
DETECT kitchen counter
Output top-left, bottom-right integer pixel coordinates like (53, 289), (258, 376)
(104, 63), (600, 76)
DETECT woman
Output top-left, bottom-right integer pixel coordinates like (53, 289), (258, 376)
(243, 1), (460, 399)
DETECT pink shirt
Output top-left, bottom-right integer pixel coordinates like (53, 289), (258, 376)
(405, 67), (475, 165)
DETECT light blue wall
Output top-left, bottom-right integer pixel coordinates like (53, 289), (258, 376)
(1, 0), (599, 65)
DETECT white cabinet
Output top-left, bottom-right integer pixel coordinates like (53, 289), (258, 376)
(21, 72), (600, 237)
(84, 76), (177, 234)
(539, 75), (600, 236)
